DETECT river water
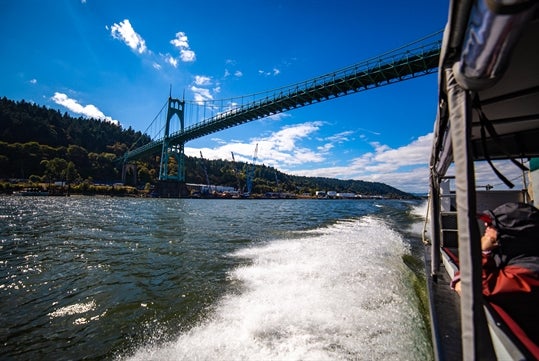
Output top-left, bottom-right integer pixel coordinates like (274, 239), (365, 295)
(1, 196), (432, 360)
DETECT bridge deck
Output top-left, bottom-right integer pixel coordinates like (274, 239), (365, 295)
(123, 37), (441, 162)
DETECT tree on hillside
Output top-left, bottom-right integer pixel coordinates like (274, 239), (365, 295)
(41, 158), (79, 184)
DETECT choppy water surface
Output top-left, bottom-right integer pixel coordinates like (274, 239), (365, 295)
(0, 196), (431, 360)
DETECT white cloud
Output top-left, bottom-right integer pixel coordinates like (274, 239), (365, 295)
(165, 55), (178, 68)
(287, 132), (434, 193)
(269, 122), (322, 152)
(109, 19), (147, 54)
(341, 133), (525, 193)
(266, 113), (291, 121)
(186, 121), (324, 170)
(194, 75), (211, 86)
(468, 160), (527, 191)
(326, 130), (354, 144)
(190, 86), (213, 104)
(357, 127), (381, 136)
(178, 111), (530, 194)
(224, 65), (243, 78)
(170, 31), (196, 63)
(317, 143), (334, 152)
(372, 133), (432, 166)
(185, 121), (436, 194)
(258, 68), (281, 77)
(180, 49), (196, 62)
(189, 77), (222, 109)
(170, 32), (189, 48)
(51, 92), (119, 126)
(29, 79), (37, 84)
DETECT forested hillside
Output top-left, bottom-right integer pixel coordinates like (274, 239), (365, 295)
(0, 97), (413, 198)
(0, 96), (151, 184)
(1, 97), (150, 153)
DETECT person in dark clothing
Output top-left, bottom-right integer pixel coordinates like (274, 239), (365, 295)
(452, 202), (539, 346)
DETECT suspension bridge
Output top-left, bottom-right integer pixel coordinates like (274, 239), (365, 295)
(121, 31), (442, 197)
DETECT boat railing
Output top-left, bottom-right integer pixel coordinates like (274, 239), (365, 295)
(440, 211), (458, 248)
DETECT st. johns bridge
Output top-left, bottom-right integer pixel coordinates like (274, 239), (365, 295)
(120, 31), (442, 197)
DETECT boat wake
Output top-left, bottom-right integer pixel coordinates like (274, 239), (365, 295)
(122, 215), (431, 360)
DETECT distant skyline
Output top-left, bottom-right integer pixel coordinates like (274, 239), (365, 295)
(0, 1), (525, 193)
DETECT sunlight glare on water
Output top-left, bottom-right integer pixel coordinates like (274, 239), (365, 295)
(124, 216), (428, 361)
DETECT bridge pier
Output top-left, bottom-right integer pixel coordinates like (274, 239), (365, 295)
(155, 180), (189, 198)
(121, 163), (137, 186)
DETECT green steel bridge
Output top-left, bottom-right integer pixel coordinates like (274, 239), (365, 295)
(121, 31), (442, 192)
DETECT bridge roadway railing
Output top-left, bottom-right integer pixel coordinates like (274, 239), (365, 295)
(123, 39), (441, 161)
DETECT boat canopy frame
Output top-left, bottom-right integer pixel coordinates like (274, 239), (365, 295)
(429, 0), (539, 359)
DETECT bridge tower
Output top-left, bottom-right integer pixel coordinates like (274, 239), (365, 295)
(157, 97), (188, 197)
(159, 97), (185, 181)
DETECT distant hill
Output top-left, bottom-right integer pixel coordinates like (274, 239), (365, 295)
(0, 96), (414, 198)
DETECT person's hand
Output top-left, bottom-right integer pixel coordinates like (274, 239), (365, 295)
(481, 225), (499, 251)
(454, 280), (461, 295)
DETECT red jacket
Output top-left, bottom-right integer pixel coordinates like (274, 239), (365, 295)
(482, 252), (539, 346)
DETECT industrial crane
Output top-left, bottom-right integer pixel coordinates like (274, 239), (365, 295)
(199, 151), (211, 195)
(230, 152), (242, 194)
(245, 143), (258, 196)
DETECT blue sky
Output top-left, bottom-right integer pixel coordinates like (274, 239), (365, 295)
(1, 1), (454, 193)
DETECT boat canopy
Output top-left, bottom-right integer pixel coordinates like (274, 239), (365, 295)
(432, 0), (539, 171)
(429, 0), (538, 359)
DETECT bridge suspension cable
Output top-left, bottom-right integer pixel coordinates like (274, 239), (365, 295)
(127, 99), (168, 152)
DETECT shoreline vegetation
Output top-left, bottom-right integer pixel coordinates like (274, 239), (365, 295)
(1, 97), (416, 200)
(2, 180), (416, 200)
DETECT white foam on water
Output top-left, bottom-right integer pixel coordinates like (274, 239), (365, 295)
(410, 200), (429, 219)
(48, 300), (96, 318)
(406, 200), (431, 241)
(124, 216), (429, 360)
